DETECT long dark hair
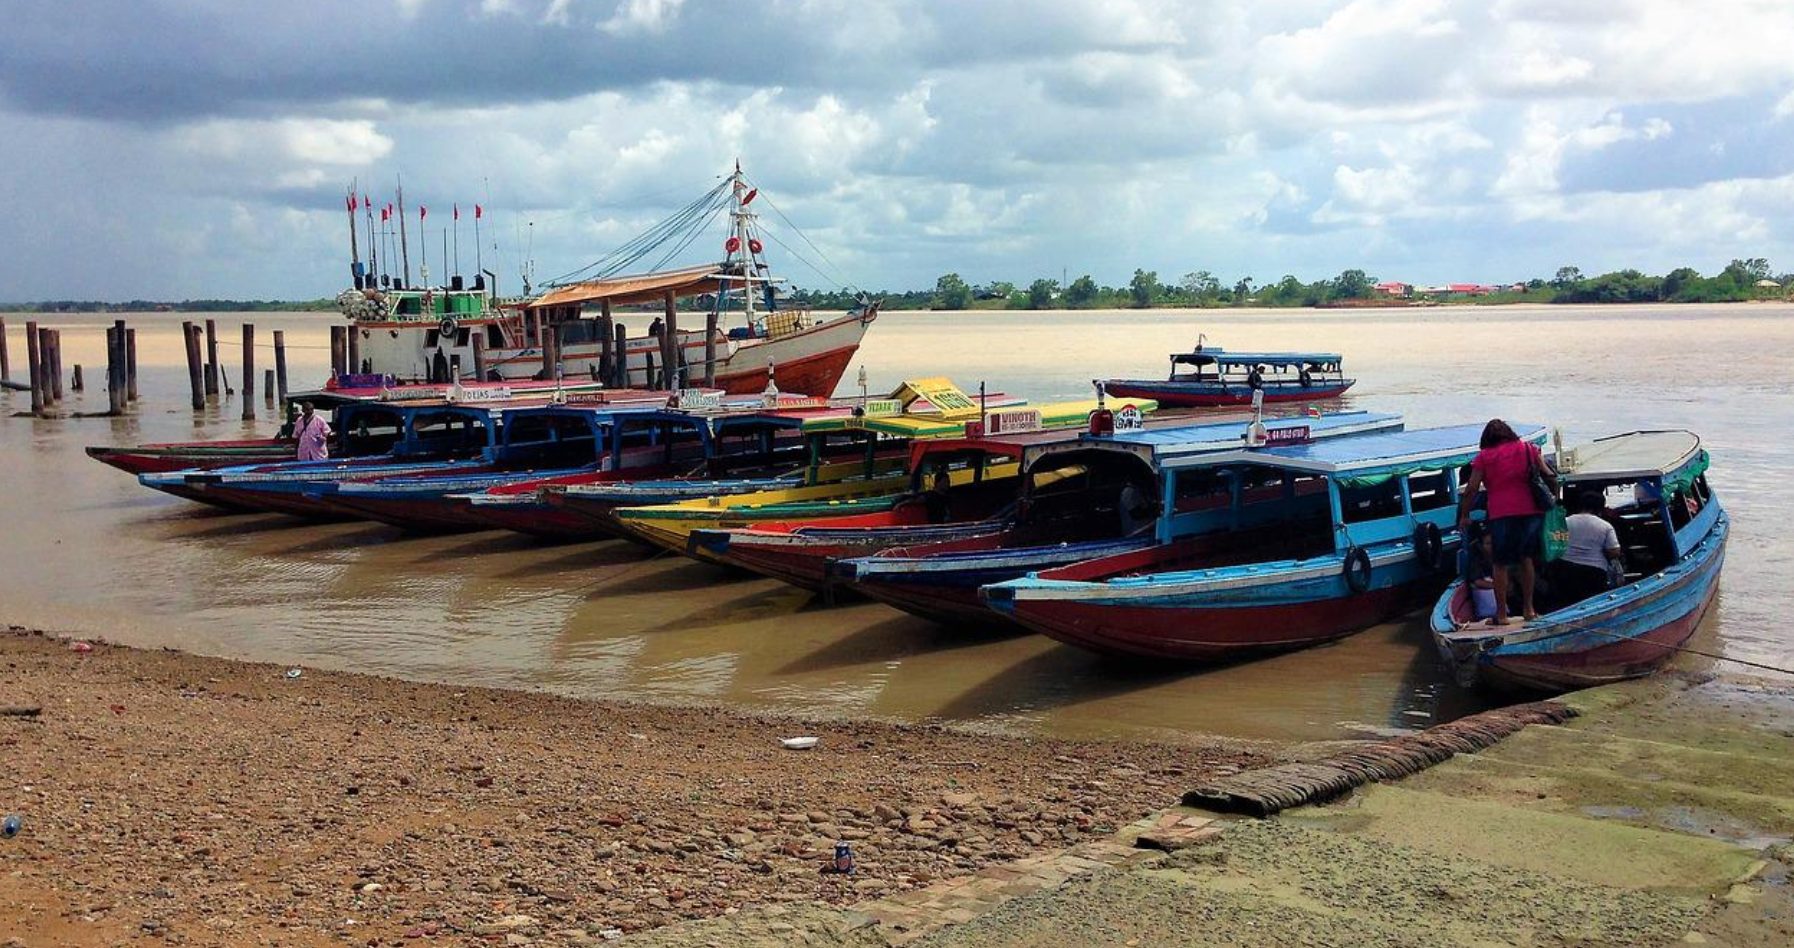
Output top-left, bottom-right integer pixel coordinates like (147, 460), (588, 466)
(1480, 419), (1519, 449)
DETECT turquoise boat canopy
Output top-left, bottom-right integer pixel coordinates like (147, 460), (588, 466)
(1561, 430), (1706, 492)
(1163, 421), (1548, 488)
(1023, 411), (1403, 470)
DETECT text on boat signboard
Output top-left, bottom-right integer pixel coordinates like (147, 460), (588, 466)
(1114, 404), (1145, 431)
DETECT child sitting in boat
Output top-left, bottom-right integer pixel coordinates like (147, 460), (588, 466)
(1459, 520), (1498, 620)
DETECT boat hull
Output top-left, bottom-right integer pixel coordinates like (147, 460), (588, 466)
(986, 539), (1444, 662)
(1101, 379), (1354, 407)
(1432, 512), (1728, 692)
(88, 441), (295, 476)
(692, 520), (1007, 593)
(838, 536), (1154, 628)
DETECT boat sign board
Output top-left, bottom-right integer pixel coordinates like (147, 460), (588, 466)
(1265, 424), (1311, 446)
(671, 389), (723, 411)
(447, 384), (514, 404)
(861, 398), (904, 418)
(986, 408), (1043, 435)
(1114, 405), (1145, 431)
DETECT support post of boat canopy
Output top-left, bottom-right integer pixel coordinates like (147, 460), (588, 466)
(125, 328), (138, 402)
(704, 310), (718, 387)
(612, 321), (628, 388)
(183, 321), (204, 411)
(24, 320), (42, 416)
(660, 290), (678, 390)
(329, 325), (347, 379)
(347, 324), (361, 376)
(471, 332), (487, 382)
(597, 301), (613, 387)
(241, 323), (255, 421)
(273, 330), (289, 407)
(204, 319), (219, 396)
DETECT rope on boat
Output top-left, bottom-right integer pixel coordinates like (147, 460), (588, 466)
(1181, 700), (1579, 817)
(1537, 620), (1794, 678)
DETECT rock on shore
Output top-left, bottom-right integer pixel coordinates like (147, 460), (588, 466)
(0, 628), (1263, 945)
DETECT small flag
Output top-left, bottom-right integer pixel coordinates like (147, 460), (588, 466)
(362, 194), (370, 212)
(347, 195), (356, 212)
(742, 188), (758, 206)
(474, 204), (483, 220)
(453, 204), (459, 221)
(381, 207), (390, 222)
(419, 205), (427, 221)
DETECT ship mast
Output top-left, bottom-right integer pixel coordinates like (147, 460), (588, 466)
(732, 162), (756, 327)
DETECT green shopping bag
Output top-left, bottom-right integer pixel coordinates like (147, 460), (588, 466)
(1541, 506), (1570, 562)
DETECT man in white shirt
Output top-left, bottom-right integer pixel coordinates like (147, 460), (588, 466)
(1555, 491), (1623, 604)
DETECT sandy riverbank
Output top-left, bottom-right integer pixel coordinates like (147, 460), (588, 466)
(0, 628), (1266, 946)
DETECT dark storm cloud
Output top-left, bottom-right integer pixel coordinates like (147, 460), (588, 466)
(0, 0), (1194, 123)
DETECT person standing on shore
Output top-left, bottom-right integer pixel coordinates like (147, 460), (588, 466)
(293, 402), (331, 462)
(1456, 419), (1553, 625)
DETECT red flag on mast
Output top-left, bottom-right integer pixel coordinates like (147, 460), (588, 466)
(347, 195), (356, 212)
(742, 188), (758, 206)
(419, 205), (427, 221)
(453, 204), (459, 221)
(474, 205), (483, 219)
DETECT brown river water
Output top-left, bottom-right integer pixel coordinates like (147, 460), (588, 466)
(2, 305), (1788, 743)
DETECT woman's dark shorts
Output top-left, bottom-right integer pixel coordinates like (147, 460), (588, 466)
(1488, 514), (1543, 567)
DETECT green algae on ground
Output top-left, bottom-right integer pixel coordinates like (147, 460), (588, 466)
(904, 819), (1706, 948)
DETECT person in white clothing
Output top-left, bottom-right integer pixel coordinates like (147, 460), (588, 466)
(1554, 491), (1623, 604)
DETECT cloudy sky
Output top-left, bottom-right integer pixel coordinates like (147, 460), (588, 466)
(6, 0), (1794, 300)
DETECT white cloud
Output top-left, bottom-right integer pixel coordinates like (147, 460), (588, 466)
(600, 0), (687, 35)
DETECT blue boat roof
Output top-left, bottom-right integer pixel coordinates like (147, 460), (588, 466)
(1101, 411), (1402, 455)
(1164, 421), (1547, 474)
(1171, 348), (1342, 366)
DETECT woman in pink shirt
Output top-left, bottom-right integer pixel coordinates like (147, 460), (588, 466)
(1455, 419), (1554, 625)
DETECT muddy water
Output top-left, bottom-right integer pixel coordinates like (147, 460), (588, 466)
(1, 305), (1787, 743)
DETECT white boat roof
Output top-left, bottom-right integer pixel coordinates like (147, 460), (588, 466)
(1562, 430), (1703, 482)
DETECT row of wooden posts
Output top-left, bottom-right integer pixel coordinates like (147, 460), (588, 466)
(0, 316), (136, 416)
(0, 316), (289, 419)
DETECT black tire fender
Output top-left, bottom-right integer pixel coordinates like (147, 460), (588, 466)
(438, 316), (459, 337)
(1413, 522), (1443, 572)
(1343, 545), (1373, 593)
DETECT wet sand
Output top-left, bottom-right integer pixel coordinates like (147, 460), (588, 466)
(3, 304), (1787, 747)
(0, 628), (1263, 947)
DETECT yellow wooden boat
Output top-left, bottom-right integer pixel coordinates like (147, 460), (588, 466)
(611, 378), (1152, 556)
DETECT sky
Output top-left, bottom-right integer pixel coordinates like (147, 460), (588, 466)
(6, 0), (1794, 301)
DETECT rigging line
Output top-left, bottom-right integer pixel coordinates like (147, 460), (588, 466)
(742, 175), (854, 287)
(644, 202), (730, 275)
(1532, 614), (1794, 678)
(754, 227), (846, 291)
(548, 180), (733, 286)
(600, 190), (724, 278)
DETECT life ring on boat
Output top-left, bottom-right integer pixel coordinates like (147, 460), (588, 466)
(438, 316), (459, 337)
(1412, 522), (1443, 572)
(1299, 367), (1314, 388)
(1343, 545), (1373, 593)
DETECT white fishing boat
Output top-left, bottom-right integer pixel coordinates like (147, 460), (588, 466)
(333, 164), (877, 397)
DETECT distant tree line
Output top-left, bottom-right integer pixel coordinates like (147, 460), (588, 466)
(9, 258), (1787, 313)
(792, 258), (1790, 311)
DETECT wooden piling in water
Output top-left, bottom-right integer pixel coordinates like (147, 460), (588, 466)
(125, 327), (138, 402)
(660, 291), (679, 390)
(72, 364), (83, 392)
(25, 320), (42, 415)
(0, 316), (10, 382)
(241, 323), (255, 420)
(264, 369), (275, 407)
(204, 319), (219, 396)
(106, 326), (125, 415)
(612, 321), (628, 388)
(47, 329), (63, 402)
(329, 325), (347, 379)
(183, 322), (204, 410)
(273, 330), (289, 406)
(110, 319), (126, 411)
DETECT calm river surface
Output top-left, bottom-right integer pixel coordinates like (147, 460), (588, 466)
(2, 305), (1788, 743)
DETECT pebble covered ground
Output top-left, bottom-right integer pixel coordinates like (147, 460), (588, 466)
(0, 629), (1265, 946)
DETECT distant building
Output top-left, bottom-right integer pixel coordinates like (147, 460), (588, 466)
(1372, 281), (1411, 297)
